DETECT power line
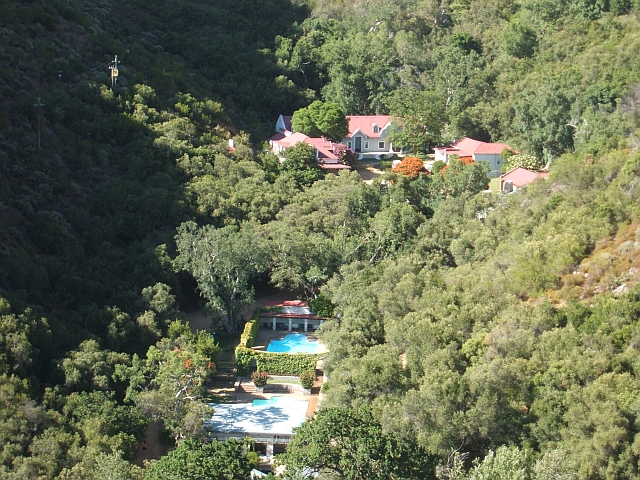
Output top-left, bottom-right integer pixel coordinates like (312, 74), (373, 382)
(109, 55), (120, 88)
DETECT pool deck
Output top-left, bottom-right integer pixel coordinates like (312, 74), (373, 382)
(208, 396), (310, 435)
(252, 329), (329, 354)
(211, 374), (323, 417)
(208, 328), (326, 431)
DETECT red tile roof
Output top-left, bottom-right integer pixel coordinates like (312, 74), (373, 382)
(345, 115), (392, 138)
(265, 300), (308, 307)
(474, 142), (512, 155)
(500, 167), (548, 187)
(279, 132), (309, 148)
(454, 137), (511, 155)
(305, 137), (339, 160)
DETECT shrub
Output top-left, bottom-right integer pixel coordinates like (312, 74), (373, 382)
(300, 370), (315, 389)
(235, 346), (318, 375)
(432, 160), (446, 173)
(392, 157), (426, 177)
(251, 370), (269, 387)
(309, 293), (334, 317)
(502, 153), (545, 173)
(238, 310), (260, 348)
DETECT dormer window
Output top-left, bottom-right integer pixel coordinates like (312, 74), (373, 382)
(372, 125), (380, 133)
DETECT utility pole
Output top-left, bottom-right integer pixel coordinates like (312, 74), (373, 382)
(34, 97), (44, 149)
(109, 55), (120, 88)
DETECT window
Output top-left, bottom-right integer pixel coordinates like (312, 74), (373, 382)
(364, 141), (369, 149)
(372, 125), (380, 133)
(378, 141), (385, 149)
(347, 141), (352, 148)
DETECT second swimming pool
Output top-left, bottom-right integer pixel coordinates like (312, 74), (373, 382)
(266, 333), (320, 354)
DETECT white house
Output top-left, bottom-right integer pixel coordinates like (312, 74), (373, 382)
(342, 115), (400, 157)
(435, 137), (512, 177)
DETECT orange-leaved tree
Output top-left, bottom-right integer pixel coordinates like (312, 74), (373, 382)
(391, 157), (426, 178)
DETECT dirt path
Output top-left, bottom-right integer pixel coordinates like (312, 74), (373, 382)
(133, 421), (171, 467)
(357, 165), (384, 184)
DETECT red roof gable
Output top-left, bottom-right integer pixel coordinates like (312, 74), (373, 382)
(279, 132), (308, 148)
(500, 167), (548, 187)
(453, 137), (512, 155)
(475, 142), (511, 154)
(305, 137), (339, 160)
(346, 115), (391, 138)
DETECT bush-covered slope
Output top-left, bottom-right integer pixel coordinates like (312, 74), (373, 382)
(2, 0), (640, 478)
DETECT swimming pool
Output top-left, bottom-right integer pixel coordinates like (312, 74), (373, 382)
(267, 333), (320, 354)
(252, 396), (294, 407)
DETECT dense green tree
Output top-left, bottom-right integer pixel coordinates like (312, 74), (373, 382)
(60, 339), (130, 393)
(307, 100), (349, 141)
(174, 221), (268, 332)
(512, 84), (574, 160)
(291, 106), (321, 137)
(499, 21), (538, 59)
(115, 322), (218, 443)
(278, 407), (437, 480)
(451, 32), (483, 55)
(57, 451), (144, 480)
(437, 447), (575, 480)
(144, 439), (252, 480)
(387, 89), (447, 154)
(292, 100), (349, 141)
(280, 142), (326, 189)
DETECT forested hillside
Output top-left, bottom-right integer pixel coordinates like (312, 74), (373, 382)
(1, 0), (640, 478)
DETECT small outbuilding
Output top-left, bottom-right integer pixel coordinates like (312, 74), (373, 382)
(500, 166), (548, 192)
(259, 300), (328, 332)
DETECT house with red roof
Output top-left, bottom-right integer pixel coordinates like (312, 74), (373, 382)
(500, 167), (548, 192)
(342, 115), (400, 157)
(271, 114), (401, 164)
(269, 129), (351, 172)
(435, 137), (512, 177)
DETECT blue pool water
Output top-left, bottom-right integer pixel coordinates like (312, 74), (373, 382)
(266, 333), (320, 354)
(252, 396), (289, 407)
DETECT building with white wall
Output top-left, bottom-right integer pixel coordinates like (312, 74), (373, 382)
(435, 137), (512, 177)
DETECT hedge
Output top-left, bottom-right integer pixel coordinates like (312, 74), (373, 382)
(235, 346), (318, 376)
(238, 309), (260, 348)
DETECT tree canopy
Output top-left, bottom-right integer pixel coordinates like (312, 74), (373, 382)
(174, 221), (268, 332)
(144, 439), (252, 480)
(278, 407), (437, 480)
(2, 0), (640, 477)
(291, 100), (349, 141)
